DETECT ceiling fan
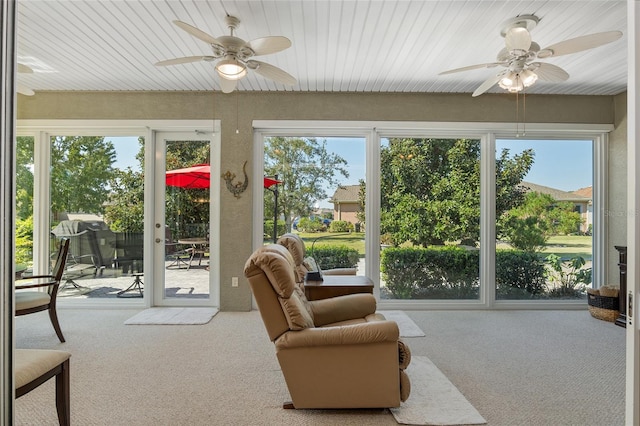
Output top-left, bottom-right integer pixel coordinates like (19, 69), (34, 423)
(17, 63), (35, 96)
(439, 15), (622, 97)
(155, 15), (296, 93)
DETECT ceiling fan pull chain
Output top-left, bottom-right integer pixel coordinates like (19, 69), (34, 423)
(522, 91), (527, 137)
(515, 90), (520, 137)
(235, 90), (240, 134)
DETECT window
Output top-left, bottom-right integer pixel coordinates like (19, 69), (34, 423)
(379, 136), (481, 300)
(495, 139), (594, 301)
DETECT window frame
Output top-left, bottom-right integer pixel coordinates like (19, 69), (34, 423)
(253, 120), (611, 310)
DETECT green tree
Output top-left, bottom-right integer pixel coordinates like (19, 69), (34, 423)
(50, 136), (117, 219)
(16, 137), (34, 221)
(105, 138), (210, 237)
(499, 191), (583, 251)
(104, 168), (145, 232)
(380, 138), (534, 247)
(264, 137), (349, 231)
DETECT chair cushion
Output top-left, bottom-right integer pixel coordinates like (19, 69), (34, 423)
(279, 291), (315, 330)
(15, 292), (50, 311)
(15, 349), (71, 388)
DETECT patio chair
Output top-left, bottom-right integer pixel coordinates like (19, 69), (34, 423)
(16, 238), (70, 343)
(165, 226), (190, 269)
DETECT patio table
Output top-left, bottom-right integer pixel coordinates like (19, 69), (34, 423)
(178, 238), (208, 270)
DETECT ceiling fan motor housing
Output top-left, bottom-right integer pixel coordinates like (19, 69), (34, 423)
(500, 14), (539, 37)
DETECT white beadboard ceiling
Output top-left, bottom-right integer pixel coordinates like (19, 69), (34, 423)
(16, 0), (627, 96)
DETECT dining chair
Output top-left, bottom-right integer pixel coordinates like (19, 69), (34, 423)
(16, 238), (70, 343)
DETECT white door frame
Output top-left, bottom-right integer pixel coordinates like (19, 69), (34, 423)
(626, 1), (639, 424)
(151, 130), (220, 308)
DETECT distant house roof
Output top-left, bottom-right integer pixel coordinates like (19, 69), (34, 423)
(330, 185), (360, 204)
(572, 186), (593, 198)
(520, 181), (590, 202)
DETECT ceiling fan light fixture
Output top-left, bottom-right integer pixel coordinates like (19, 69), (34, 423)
(498, 69), (538, 93)
(215, 57), (247, 80)
(520, 69), (538, 87)
(499, 72), (519, 90)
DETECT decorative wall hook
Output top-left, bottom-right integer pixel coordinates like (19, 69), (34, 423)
(222, 160), (248, 199)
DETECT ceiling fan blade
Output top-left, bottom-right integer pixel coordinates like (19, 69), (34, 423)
(17, 63), (33, 73)
(247, 36), (292, 56)
(173, 20), (221, 46)
(538, 31), (623, 58)
(17, 84), (35, 96)
(505, 27), (531, 51)
(219, 76), (238, 94)
(439, 62), (505, 75)
(472, 74), (503, 97)
(530, 63), (570, 82)
(154, 56), (215, 66)
(247, 60), (296, 85)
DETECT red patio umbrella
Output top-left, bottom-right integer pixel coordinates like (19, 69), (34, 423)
(166, 164), (281, 189)
(166, 164), (211, 189)
(166, 164), (282, 241)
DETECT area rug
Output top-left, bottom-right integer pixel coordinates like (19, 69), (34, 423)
(391, 356), (486, 425)
(378, 311), (426, 337)
(124, 307), (218, 325)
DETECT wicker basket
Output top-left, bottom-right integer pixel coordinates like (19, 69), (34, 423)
(587, 292), (619, 322)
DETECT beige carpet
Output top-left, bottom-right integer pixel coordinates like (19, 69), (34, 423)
(124, 307), (218, 324)
(391, 356), (486, 425)
(14, 309), (624, 425)
(379, 310), (426, 337)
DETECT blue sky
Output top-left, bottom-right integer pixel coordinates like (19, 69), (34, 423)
(107, 136), (593, 208)
(496, 139), (592, 192)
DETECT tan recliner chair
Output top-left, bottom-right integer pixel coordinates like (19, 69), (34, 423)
(276, 233), (356, 282)
(244, 244), (410, 409)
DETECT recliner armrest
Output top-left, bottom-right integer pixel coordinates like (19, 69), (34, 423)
(275, 320), (400, 349)
(309, 293), (376, 326)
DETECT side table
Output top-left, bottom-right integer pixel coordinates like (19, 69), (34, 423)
(304, 275), (374, 301)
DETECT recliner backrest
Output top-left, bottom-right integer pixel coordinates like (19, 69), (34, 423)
(244, 244), (314, 341)
(276, 233), (308, 283)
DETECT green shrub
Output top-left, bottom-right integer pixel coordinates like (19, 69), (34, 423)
(545, 254), (591, 298)
(263, 219), (287, 241)
(381, 246), (550, 300)
(495, 250), (546, 299)
(15, 216), (34, 266)
(297, 217), (325, 233)
(381, 246), (479, 299)
(329, 220), (354, 232)
(310, 245), (359, 270)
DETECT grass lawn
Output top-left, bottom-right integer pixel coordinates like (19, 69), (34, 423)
(295, 231), (366, 256)
(498, 234), (593, 260)
(284, 232), (592, 260)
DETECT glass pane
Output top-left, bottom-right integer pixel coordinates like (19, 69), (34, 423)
(495, 139), (593, 300)
(379, 137), (481, 300)
(164, 139), (210, 299)
(264, 136), (365, 275)
(49, 135), (145, 299)
(15, 136), (34, 279)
